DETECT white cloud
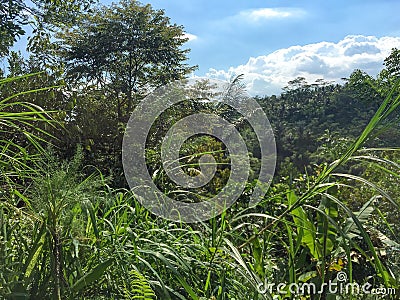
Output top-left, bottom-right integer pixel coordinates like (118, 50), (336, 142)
(206, 35), (400, 96)
(242, 8), (295, 20)
(243, 8), (292, 20)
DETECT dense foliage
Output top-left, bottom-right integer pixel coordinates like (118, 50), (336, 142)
(1, 0), (400, 299)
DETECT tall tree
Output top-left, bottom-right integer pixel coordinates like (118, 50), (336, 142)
(58, 0), (196, 123)
(50, 0), (196, 183)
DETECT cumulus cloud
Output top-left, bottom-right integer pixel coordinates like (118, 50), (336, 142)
(206, 35), (400, 96)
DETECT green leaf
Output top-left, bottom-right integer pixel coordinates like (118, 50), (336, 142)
(71, 259), (113, 292)
(289, 191), (322, 259)
(252, 236), (265, 278)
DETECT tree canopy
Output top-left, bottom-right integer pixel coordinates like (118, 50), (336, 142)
(58, 0), (196, 121)
(0, 0), (95, 57)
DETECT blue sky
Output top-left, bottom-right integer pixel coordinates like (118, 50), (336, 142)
(125, 0), (400, 95)
(139, 0), (399, 71)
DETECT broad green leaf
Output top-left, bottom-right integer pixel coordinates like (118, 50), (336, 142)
(71, 259), (113, 292)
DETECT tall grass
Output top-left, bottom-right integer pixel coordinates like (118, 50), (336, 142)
(0, 73), (57, 186)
